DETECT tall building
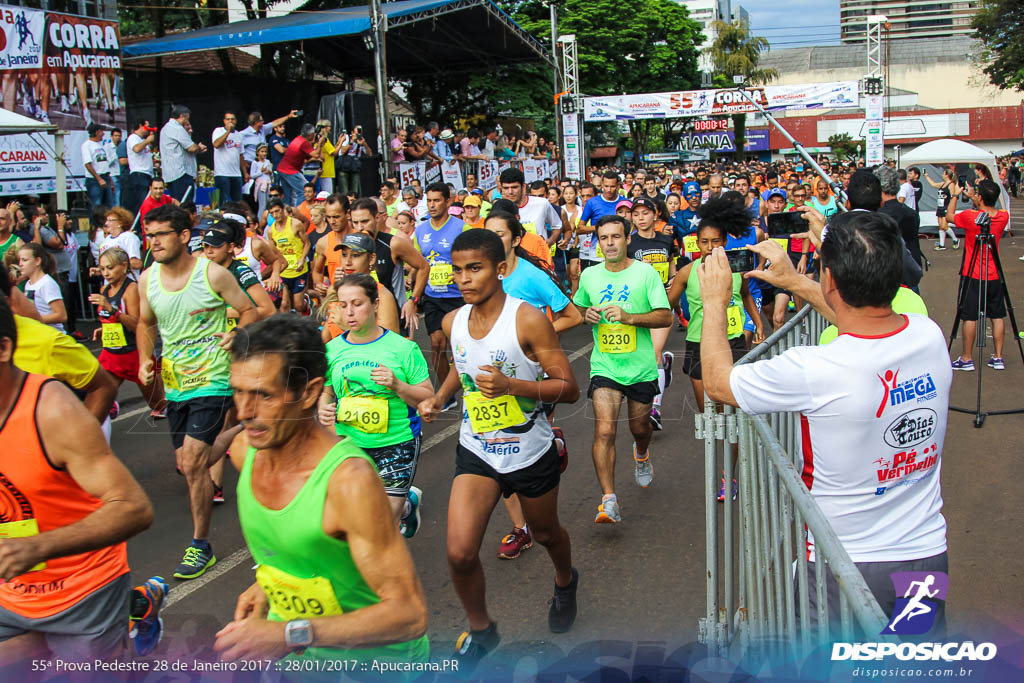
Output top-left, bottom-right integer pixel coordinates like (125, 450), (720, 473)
(840, 0), (981, 43)
(675, 0), (732, 72)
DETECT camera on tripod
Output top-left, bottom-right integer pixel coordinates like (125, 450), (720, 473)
(975, 211), (991, 236)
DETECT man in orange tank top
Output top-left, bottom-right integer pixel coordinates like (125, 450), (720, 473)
(0, 295), (153, 661)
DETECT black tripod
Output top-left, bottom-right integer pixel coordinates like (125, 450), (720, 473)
(948, 212), (1024, 427)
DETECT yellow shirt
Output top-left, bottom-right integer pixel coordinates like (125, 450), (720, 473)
(321, 139), (336, 179)
(269, 218), (309, 278)
(14, 315), (99, 389)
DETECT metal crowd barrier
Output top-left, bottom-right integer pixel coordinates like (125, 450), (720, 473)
(696, 305), (891, 662)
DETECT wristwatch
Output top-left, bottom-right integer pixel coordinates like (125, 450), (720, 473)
(285, 619), (314, 648)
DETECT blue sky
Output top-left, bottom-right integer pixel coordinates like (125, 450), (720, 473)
(742, 0), (842, 49)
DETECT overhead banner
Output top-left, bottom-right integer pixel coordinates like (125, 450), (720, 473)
(584, 81), (859, 121)
(0, 5), (125, 194)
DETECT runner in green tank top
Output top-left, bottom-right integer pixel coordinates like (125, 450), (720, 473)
(215, 316), (429, 668)
(666, 200), (764, 407)
(137, 204), (259, 581)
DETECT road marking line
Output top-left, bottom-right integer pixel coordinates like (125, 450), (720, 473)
(161, 341), (595, 611)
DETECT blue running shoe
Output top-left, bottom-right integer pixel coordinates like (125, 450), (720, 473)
(400, 486), (422, 538)
(130, 577), (169, 656)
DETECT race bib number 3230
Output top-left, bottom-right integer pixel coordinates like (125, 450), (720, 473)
(597, 323), (637, 353)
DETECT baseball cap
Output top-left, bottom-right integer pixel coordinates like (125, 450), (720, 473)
(470, 188), (484, 195)
(683, 181), (701, 198)
(632, 196), (657, 213)
(765, 187), (787, 201)
(464, 195), (482, 208)
(340, 232), (375, 253)
(449, 205), (464, 217)
(202, 229), (232, 247)
(615, 199), (633, 212)
(315, 191), (329, 201)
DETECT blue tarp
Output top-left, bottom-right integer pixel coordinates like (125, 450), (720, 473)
(121, 0), (551, 72)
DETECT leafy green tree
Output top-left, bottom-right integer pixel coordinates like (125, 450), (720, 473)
(828, 133), (859, 163)
(973, 0), (1024, 91)
(705, 19), (777, 159)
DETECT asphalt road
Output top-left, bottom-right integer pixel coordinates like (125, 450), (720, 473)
(32, 200), (1024, 678)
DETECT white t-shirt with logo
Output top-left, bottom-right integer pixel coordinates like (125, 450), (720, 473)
(81, 139), (110, 175)
(126, 133), (154, 175)
(898, 181), (917, 210)
(728, 313), (950, 563)
(212, 127), (245, 177)
(517, 196), (561, 240)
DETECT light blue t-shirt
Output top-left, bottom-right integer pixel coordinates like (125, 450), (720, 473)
(501, 256), (569, 315)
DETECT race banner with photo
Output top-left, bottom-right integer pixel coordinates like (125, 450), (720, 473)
(583, 81), (859, 121)
(398, 161), (426, 189)
(547, 160), (559, 180)
(441, 160), (463, 191)
(0, 5), (125, 195)
(478, 160), (499, 191)
(425, 162), (442, 185)
(522, 160), (544, 184)
(498, 161), (512, 174)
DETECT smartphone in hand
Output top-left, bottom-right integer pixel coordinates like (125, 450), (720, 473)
(766, 212), (806, 237)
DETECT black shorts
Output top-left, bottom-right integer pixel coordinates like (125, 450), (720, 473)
(362, 436), (420, 496)
(682, 336), (747, 381)
(422, 295), (464, 335)
(587, 375), (659, 405)
(455, 441), (560, 499)
(959, 277), (1005, 320)
(281, 273), (308, 294)
(167, 395), (233, 450)
(580, 259), (602, 271)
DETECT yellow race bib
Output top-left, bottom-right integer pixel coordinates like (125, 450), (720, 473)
(651, 261), (669, 283)
(101, 323), (127, 348)
(160, 357), (180, 391)
(522, 222), (537, 234)
(336, 396), (388, 434)
(0, 519), (46, 571)
(226, 316), (238, 330)
(595, 243), (604, 259)
(683, 235), (698, 253)
(727, 305), (744, 336)
(597, 323), (637, 353)
(428, 264), (453, 288)
(256, 564), (343, 620)
(772, 238), (789, 250)
(463, 391), (526, 433)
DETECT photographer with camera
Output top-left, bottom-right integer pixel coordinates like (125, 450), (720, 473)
(946, 179), (1009, 371)
(336, 125), (372, 197)
(277, 123), (323, 207)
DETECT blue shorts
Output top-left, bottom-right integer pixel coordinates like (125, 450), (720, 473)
(281, 273), (308, 294)
(743, 292), (763, 333)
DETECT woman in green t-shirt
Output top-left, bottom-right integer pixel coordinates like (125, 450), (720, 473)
(318, 273), (434, 538)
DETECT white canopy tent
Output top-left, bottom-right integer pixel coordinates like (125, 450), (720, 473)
(901, 138), (1010, 229)
(0, 108), (68, 210)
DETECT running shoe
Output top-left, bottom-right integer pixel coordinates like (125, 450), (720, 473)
(953, 239), (961, 249)
(552, 427), (568, 473)
(454, 621), (500, 675)
(173, 542), (216, 580)
(676, 310), (688, 329)
(548, 567), (579, 633)
(988, 356), (1005, 370)
(594, 496), (621, 523)
(70, 330), (85, 340)
(400, 486), (422, 538)
(951, 357), (975, 371)
(498, 526), (532, 559)
(649, 407), (663, 431)
(150, 407), (167, 419)
(108, 400), (120, 421)
(934, 244), (946, 251)
(129, 576), (169, 656)
(442, 397), (459, 412)
(717, 478), (738, 502)
(60, 94), (69, 113)
(633, 443), (653, 488)
(662, 351), (674, 390)
(212, 484), (225, 505)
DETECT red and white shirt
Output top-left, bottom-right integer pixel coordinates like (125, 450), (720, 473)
(729, 314), (950, 563)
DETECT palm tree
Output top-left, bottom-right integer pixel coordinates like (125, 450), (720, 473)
(705, 20), (778, 160)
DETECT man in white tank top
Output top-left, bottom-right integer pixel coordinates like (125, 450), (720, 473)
(418, 229), (580, 673)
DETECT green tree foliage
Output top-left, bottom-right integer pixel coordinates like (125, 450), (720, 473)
(705, 19), (777, 159)
(973, 0), (1024, 91)
(828, 133), (859, 163)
